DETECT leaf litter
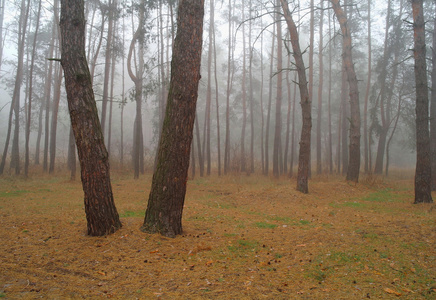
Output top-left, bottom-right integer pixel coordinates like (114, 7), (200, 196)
(0, 172), (435, 299)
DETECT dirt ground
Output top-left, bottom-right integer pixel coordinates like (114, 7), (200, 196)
(0, 171), (435, 299)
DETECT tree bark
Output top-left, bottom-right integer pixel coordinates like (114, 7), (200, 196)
(141, 0), (204, 237)
(280, 0), (312, 193)
(411, 0), (433, 203)
(363, 0), (371, 174)
(430, 9), (436, 190)
(60, 0), (122, 236)
(331, 0), (361, 182)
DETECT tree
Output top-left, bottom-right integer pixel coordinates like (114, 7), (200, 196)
(411, 0), (433, 204)
(430, 8), (436, 190)
(331, 0), (361, 182)
(0, 0), (30, 175)
(60, 0), (122, 236)
(141, 0), (204, 237)
(273, 1), (283, 179)
(280, 0), (312, 193)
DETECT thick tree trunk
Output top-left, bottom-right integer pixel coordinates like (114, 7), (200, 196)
(411, 0), (433, 203)
(281, 0), (312, 193)
(331, 0), (361, 183)
(141, 0), (204, 237)
(60, 0), (122, 236)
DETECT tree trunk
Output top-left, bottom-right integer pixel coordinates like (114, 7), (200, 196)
(273, 3), (283, 179)
(67, 126), (76, 181)
(141, 0), (204, 237)
(0, 0), (30, 175)
(265, 24), (276, 176)
(281, 0), (312, 193)
(212, 4), (221, 176)
(60, 0), (122, 236)
(316, 0), (324, 174)
(411, 0), (433, 203)
(49, 65), (63, 174)
(331, 0), (361, 183)
(240, 0), (247, 173)
(100, 0), (115, 136)
(430, 9), (436, 190)
(25, 0), (42, 177)
(363, 0), (371, 173)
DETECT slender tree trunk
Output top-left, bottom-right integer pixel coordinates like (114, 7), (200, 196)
(363, 0), (371, 173)
(316, 0), (324, 174)
(25, 0), (42, 177)
(331, 0), (361, 182)
(60, 0), (122, 235)
(204, 0), (213, 175)
(195, 113), (204, 176)
(430, 8), (436, 190)
(240, 0), (247, 173)
(0, 0), (30, 175)
(212, 9), (221, 176)
(100, 0), (115, 136)
(49, 65), (63, 174)
(281, 0), (312, 193)
(328, 7), (333, 174)
(127, 9), (144, 179)
(283, 53), (292, 174)
(141, 0), (204, 237)
(224, 0), (234, 174)
(248, 0), (254, 174)
(273, 3), (283, 178)
(411, 0), (433, 203)
(265, 25), (276, 176)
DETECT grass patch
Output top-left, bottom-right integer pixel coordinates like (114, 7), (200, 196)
(119, 210), (145, 218)
(363, 189), (403, 203)
(227, 239), (258, 255)
(254, 222), (277, 229)
(0, 190), (29, 198)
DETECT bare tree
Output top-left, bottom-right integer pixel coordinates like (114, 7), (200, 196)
(331, 0), (361, 182)
(280, 0), (312, 193)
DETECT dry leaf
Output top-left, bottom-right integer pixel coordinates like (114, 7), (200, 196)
(384, 287), (401, 296)
(97, 271), (106, 276)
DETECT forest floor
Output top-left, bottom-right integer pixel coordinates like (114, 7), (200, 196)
(0, 169), (435, 299)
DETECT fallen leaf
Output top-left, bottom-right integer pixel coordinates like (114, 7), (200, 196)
(97, 271), (106, 276)
(150, 249), (159, 254)
(384, 287), (401, 296)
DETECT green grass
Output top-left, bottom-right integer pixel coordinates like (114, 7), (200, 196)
(254, 222), (277, 229)
(0, 190), (29, 198)
(119, 210), (145, 218)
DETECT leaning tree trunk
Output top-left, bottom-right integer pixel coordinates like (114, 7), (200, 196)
(331, 0), (361, 183)
(411, 0), (433, 203)
(141, 0), (204, 237)
(280, 0), (312, 193)
(60, 0), (122, 236)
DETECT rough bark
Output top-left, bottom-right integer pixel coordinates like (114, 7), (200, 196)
(281, 0), (312, 193)
(430, 10), (436, 190)
(141, 0), (204, 237)
(331, 0), (361, 182)
(411, 0), (433, 203)
(60, 0), (122, 236)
